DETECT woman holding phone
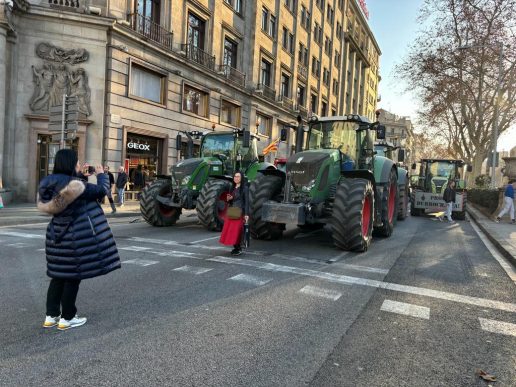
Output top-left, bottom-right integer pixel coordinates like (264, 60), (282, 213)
(219, 171), (249, 255)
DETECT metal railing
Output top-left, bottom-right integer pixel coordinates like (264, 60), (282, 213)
(256, 83), (276, 101)
(278, 95), (294, 111)
(297, 104), (308, 117)
(216, 64), (246, 87)
(127, 13), (173, 50)
(49, 0), (80, 8)
(180, 44), (215, 70)
(297, 64), (308, 80)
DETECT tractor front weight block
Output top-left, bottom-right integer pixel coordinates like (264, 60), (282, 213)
(262, 202), (306, 225)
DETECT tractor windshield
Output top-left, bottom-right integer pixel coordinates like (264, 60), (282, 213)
(308, 121), (359, 159)
(201, 133), (235, 158)
(426, 161), (456, 179)
(235, 137), (259, 170)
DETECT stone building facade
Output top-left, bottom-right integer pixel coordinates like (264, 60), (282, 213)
(0, 0), (380, 202)
(376, 108), (415, 167)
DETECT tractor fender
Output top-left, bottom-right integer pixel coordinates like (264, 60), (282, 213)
(397, 168), (408, 186)
(374, 156), (398, 185)
(206, 175), (234, 183)
(246, 161), (276, 181)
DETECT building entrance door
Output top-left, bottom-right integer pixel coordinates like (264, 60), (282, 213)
(37, 134), (78, 183)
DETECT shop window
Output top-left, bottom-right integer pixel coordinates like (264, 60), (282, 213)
(256, 113), (271, 136)
(129, 63), (165, 104)
(183, 84), (209, 117)
(220, 99), (241, 127)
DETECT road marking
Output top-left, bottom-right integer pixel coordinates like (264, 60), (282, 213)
(335, 263), (389, 275)
(37, 248), (45, 251)
(228, 273), (272, 286)
(469, 218), (516, 283)
(299, 285), (342, 301)
(0, 231), (44, 239)
(479, 318), (516, 337)
(327, 251), (350, 263)
(173, 265), (212, 275)
(208, 256), (516, 313)
(189, 236), (220, 244)
(380, 300), (430, 320)
(119, 246), (152, 252)
(123, 259), (159, 267)
(6, 242), (29, 248)
(128, 237), (228, 251)
(0, 222), (49, 229)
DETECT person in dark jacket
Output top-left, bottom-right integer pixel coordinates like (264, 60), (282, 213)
(219, 171), (249, 255)
(103, 165), (116, 214)
(133, 164), (145, 190)
(440, 180), (456, 223)
(37, 149), (121, 331)
(116, 166), (128, 207)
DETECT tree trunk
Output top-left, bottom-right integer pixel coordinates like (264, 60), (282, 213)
(469, 152), (487, 187)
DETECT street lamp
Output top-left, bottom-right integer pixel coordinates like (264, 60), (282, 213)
(458, 42), (504, 189)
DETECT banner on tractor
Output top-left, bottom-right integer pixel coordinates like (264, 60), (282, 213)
(413, 192), (464, 212)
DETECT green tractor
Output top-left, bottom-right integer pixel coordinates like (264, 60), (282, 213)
(374, 141), (410, 220)
(140, 129), (274, 229)
(249, 115), (400, 252)
(410, 159), (471, 220)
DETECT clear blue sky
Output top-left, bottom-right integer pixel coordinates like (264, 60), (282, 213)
(366, 0), (515, 151)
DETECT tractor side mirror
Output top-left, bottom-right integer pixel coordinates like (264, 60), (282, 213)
(411, 163), (417, 170)
(280, 128), (288, 142)
(376, 125), (386, 140)
(467, 164), (473, 172)
(176, 134), (182, 151)
(398, 149), (406, 163)
(243, 129), (251, 148)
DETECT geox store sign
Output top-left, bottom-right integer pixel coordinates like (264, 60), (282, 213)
(127, 142), (151, 151)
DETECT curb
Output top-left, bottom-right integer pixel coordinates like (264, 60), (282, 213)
(467, 205), (516, 268)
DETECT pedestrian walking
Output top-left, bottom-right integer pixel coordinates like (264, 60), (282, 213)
(104, 166), (117, 213)
(495, 179), (516, 224)
(439, 180), (456, 223)
(116, 166), (128, 207)
(37, 149), (121, 331)
(219, 171), (249, 255)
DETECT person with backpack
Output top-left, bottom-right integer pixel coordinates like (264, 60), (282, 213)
(495, 180), (516, 224)
(440, 180), (456, 223)
(37, 149), (121, 330)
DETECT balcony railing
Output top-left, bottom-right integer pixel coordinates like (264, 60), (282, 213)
(256, 83), (276, 101)
(127, 13), (173, 50)
(180, 44), (215, 70)
(297, 64), (308, 80)
(278, 95), (294, 111)
(296, 104), (308, 117)
(216, 64), (246, 87)
(49, 0), (80, 9)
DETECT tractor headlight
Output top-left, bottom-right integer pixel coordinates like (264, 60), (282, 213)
(181, 175), (191, 186)
(302, 179), (316, 192)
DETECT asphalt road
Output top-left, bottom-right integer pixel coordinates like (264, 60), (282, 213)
(0, 212), (514, 386)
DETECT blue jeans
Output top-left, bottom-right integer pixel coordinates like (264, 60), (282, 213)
(117, 188), (125, 205)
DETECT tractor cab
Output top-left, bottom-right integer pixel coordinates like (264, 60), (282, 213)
(414, 159), (467, 194)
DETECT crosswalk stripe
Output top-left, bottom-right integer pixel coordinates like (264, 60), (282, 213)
(123, 259), (159, 267)
(380, 300), (430, 320)
(479, 318), (516, 337)
(299, 285), (342, 301)
(0, 231), (44, 239)
(173, 265), (212, 275)
(119, 246), (152, 252)
(228, 273), (272, 286)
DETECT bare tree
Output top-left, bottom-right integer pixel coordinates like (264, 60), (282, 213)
(398, 0), (516, 180)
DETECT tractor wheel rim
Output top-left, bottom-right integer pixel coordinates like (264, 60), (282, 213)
(362, 195), (372, 238)
(388, 183), (396, 223)
(217, 191), (230, 220)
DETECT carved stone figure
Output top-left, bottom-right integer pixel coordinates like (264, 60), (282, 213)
(29, 64), (54, 112)
(50, 64), (70, 107)
(69, 68), (91, 116)
(36, 42), (89, 64)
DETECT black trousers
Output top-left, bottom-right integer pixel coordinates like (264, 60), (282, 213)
(46, 278), (81, 320)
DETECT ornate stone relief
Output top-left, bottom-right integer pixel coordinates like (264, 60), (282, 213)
(29, 43), (91, 116)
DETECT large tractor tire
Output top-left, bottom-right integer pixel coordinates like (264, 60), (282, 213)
(397, 181), (409, 221)
(249, 174), (284, 240)
(196, 178), (232, 231)
(374, 168), (398, 237)
(140, 179), (181, 227)
(331, 178), (374, 252)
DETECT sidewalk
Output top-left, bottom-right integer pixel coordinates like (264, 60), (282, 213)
(0, 201), (141, 227)
(467, 203), (516, 268)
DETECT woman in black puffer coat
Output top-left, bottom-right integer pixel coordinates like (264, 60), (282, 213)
(37, 149), (121, 331)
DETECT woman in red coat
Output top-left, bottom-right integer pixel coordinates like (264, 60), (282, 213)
(219, 171), (249, 255)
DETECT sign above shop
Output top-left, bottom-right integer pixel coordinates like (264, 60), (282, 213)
(127, 142), (151, 151)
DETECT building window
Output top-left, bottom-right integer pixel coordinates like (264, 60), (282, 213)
(298, 43), (309, 66)
(301, 5), (310, 30)
(136, 0), (160, 22)
(316, 0), (324, 11)
(310, 93), (318, 113)
(223, 37), (238, 69)
(257, 113), (271, 136)
(188, 12), (206, 49)
(321, 100), (327, 116)
(324, 36), (331, 54)
(311, 57), (320, 77)
(284, 0), (296, 12)
(334, 51), (341, 67)
(261, 8), (269, 31)
(262, 8), (276, 38)
(224, 0), (241, 13)
(297, 84), (306, 106)
(220, 99), (241, 126)
(326, 5), (334, 24)
(269, 15), (277, 37)
(323, 68), (330, 86)
(331, 107), (337, 116)
(336, 22), (342, 40)
(281, 73), (291, 98)
(261, 58), (272, 87)
(332, 79), (339, 94)
(183, 84), (208, 117)
(129, 63), (165, 104)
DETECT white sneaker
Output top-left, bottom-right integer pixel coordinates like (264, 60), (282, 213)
(57, 315), (87, 331)
(43, 315), (60, 328)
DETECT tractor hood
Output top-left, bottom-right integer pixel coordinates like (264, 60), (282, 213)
(171, 158), (203, 184)
(287, 150), (332, 186)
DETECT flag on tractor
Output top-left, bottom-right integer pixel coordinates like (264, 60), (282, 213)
(262, 138), (280, 155)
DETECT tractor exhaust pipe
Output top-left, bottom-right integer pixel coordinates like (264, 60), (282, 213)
(295, 115), (304, 154)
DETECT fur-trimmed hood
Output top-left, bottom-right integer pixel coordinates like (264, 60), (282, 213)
(37, 174), (86, 215)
